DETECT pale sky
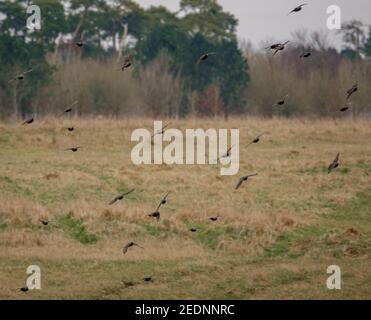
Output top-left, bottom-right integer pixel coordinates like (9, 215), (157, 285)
(136, 0), (371, 49)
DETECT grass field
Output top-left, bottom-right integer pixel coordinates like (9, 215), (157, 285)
(0, 117), (370, 300)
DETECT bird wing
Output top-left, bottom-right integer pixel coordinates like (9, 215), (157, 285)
(273, 48), (280, 56)
(334, 153), (340, 163)
(133, 243), (144, 249)
(248, 173), (258, 178)
(109, 196), (119, 205)
(235, 178), (244, 190)
(123, 243), (130, 254)
(123, 189), (135, 196)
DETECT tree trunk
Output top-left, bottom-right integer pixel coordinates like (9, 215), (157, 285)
(116, 24), (128, 64)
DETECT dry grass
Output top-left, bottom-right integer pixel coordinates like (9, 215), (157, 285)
(0, 117), (370, 300)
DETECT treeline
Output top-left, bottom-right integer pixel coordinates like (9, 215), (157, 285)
(0, 0), (370, 119)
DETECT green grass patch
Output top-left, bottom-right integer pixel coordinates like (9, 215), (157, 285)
(57, 213), (98, 244)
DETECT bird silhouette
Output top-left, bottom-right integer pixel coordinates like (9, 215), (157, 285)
(328, 153), (340, 174)
(147, 211), (160, 221)
(235, 174), (258, 190)
(123, 241), (143, 254)
(121, 54), (132, 71)
(109, 189), (135, 205)
(288, 3), (308, 15)
(40, 219), (50, 226)
(143, 277), (153, 282)
(67, 127), (74, 132)
(152, 123), (170, 138)
(9, 68), (34, 82)
(272, 41), (290, 56)
(216, 146), (234, 162)
(189, 228), (198, 233)
(156, 192), (170, 211)
(19, 287), (29, 293)
(274, 94), (289, 106)
(340, 106), (350, 112)
(346, 83), (358, 100)
(65, 147), (81, 152)
(300, 51), (311, 58)
(266, 41), (289, 51)
(197, 52), (215, 64)
(75, 41), (84, 47)
(63, 101), (78, 114)
(22, 117), (34, 125)
(209, 216), (219, 222)
(248, 134), (266, 146)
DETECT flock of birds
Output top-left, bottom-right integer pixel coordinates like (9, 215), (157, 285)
(10, 2), (359, 292)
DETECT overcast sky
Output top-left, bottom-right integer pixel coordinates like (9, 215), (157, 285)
(136, 0), (371, 49)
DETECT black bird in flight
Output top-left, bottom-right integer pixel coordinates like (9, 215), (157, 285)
(152, 123), (170, 138)
(65, 146), (82, 152)
(75, 41), (84, 47)
(288, 3), (308, 15)
(189, 228), (198, 233)
(247, 133), (266, 146)
(209, 216), (219, 222)
(19, 287), (29, 293)
(274, 94), (289, 106)
(40, 219), (50, 226)
(216, 145), (234, 162)
(197, 52), (215, 64)
(235, 174), (258, 190)
(63, 101), (78, 114)
(67, 127), (74, 132)
(300, 51), (312, 58)
(148, 211), (160, 221)
(22, 117), (34, 125)
(121, 53), (132, 71)
(143, 277), (153, 282)
(346, 83), (358, 100)
(156, 192), (170, 211)
(340, 106), (350, 112)
(123, 241), (144, 254)
(109, 189), (135, 205)
(9, 68), (34, 82)
(328, 153), (340, 174)
(265, 41), (289, 51)
(272, 42), (290, 56)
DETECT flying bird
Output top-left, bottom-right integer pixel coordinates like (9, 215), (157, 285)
(121, 54), (132, 71)
(109, 189), (135, 205)
(300, 51), (312, 58)
(65, 146), (81, 152)
(288, 3), (308, 15)
(248, 133), (266, 146)
(147, 211), (160, 221)
(123, 241), (143, 254)
(63, 101), (78, 114)
(152, 123), (170, 138)
(22, 117), (34, 125)
(346, 83), (358, 100)
(209, 216), (219, 222)
(9, 68), (34, 82)
(75, 41), (84, 47)
(273, 42), (289, 56)
(67, 127), (75, 132)
(189, 228), (198, 233)
(274, 94), (289, 106)
(265, 41), (289, 51)
(143, 277), (153, 282)
(156, 192), (170, 211)
(340, 106), (350, 112)
(19, 287), (29, 293)
(235, 174), (258, 190)
(40, 219), (50, 226)
(328, 153), (340, 174)
(197, 52), (215, 64)
(216, 145), (234, 162)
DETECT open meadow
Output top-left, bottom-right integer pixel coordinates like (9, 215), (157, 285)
(0, 117), (370, 299)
